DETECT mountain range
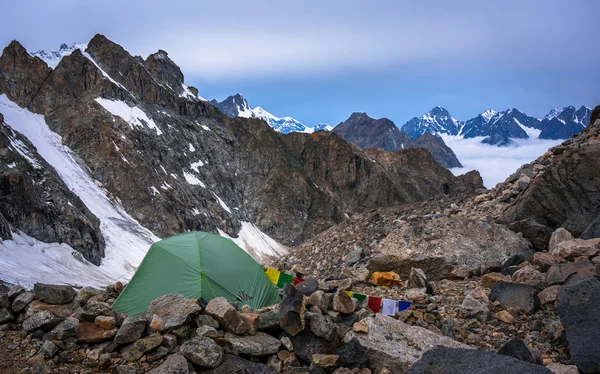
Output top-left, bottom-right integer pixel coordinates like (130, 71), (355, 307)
(402, 105), (592, 146)
(0, 35), (481, 286)
(210, 94), (332, 134)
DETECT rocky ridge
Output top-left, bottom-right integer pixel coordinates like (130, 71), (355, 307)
(332, 112), (462, 168)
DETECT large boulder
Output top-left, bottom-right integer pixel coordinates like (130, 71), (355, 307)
(405, 347), (552, 374)
(343, 314), (470, 373)
(368, 216), (530, 280)
(148, 294), (201, 330)
(557, 277), (600, 373)
(507, 219), (551, 252)
(490, 282), (539, 314)
(205, 297), (247, 334)
(224, 332), (281, 356)
(180, 337), (223, 368)
(499, 134), (600, 239)
(279, 284), (306, 336)
(33, 283), (76, 305)
(550, 239), (600, 260)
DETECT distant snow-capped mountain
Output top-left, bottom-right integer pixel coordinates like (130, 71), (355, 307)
(404, 105), (592, 146)
(401, 106), (464, 138)
(31, 43), (84, 68)
(211, 94), (332, 134)
(539, 105), (592, 139)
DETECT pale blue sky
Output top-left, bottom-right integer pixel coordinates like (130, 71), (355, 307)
(1, 0), (598, 126)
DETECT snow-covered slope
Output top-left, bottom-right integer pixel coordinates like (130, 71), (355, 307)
(0, 94), (159, 287)
(401, 106), (464, 138)
(31, 43), (84, 68)
(212, 94), (330, 134)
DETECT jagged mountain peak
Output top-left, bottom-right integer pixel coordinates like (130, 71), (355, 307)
(402, 106), (463, 138)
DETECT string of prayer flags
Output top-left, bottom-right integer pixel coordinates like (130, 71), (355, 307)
(293, 277), (304, 286)
(265, 267), (294, 288)
(343, 290), (367, 301)
(381, 299), (397, 316)
(367, 295), (382, 313)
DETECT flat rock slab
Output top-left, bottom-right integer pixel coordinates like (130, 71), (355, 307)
(343, 314), (470, 373)
(33, 283), (76, 305)
(148, 294), (201, 330)
(490, 282), (539, 313)
(405, 347), (552, 374)
(225, 331), (281, 356)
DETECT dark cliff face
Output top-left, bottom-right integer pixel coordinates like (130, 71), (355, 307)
(0, 115), (105, 264)
(499, 107), (600, 238)
(539, 106), (591, 140)
(212, 94), (253, 118)
(333, 112), (462, 168)
(0, 35), (482, 263)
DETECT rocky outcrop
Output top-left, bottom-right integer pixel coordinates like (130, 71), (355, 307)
(0, 115), (105, 263)
(500, 112), (600, 240)
(332, 112), (462, 168)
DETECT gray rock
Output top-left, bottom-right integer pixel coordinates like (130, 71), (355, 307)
(546, 257), (597, 286)
(498, 338), (536, 364)
(12, 291), (34, 313)
(196, 325), (219, 338)
(557, 277), (600, 373)
(114, 315), (147, 344)
(41, 340), (59, 358)
(279, 284), (305, 336)
(308, 290), (330, 314)
(205, 297), (247, 334)
(180, 337), (223, 368)
(161, 333), (178, 352)
(490, 282), (539, 314)
(346, 246), (363, 266)
(203, 354), (277, 374)
(225, 331), (281, 356)
(0, 308), (14, 324)
(148, 293), (201, 330)
(196, 314), (219, 329)
(548, 228), (574, 253)
(23, 311), (62, 332)
(75, 287), (107, 305)
(146, 353), (189, 373)
(43, 317), (78, 340)
(406, 347), (552, 373)
(333, 290), (354, 314)
(77, 301), (114, 321)
(116, 366), (138, 374)
(581, 214), (600, 240)
(408, 268), (434, 294)
(460, 295), (489, 322)
(295, 276), (319, 296)
(336, 337), (369, 369)
(7, 285), (25, 300)
(33, 283), (76, 305)
(344, 314), (470, 373)
(120, 333), (163, 361)
(306, 312), (337, 341)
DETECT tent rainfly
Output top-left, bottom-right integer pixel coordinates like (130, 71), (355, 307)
(112, 231), (281, 316)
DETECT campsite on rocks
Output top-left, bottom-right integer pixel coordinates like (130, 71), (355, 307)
(1, 2), (599, 374)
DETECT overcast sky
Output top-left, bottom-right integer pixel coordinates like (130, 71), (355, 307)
(1, 0), (599, 126)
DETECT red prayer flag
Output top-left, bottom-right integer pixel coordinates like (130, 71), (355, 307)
(367, 296), (382, 312)
(293, 277), (304, 286)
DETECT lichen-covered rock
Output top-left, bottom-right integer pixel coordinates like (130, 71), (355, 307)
(33, 283), (76, 305)
(224, 331), (281, 356)
(148, 294), (200, 330)
(205, 297), (247, 334)
(180, 337), (223, 368)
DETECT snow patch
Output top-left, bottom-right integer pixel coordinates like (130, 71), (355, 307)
(188, 143), (196, 152)
(183, 172), (206, 188)
(513, 118), (541, 138)
(213, 193), (232, 214)
(95, 98), (163, 135)
(218, 221), (288, 263)
(190, 160), (204, 172)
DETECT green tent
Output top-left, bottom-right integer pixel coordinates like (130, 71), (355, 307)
(112, 231), (281, 316)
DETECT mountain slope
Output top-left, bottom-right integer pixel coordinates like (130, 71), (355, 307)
(0, 35), (480, 286)
(333, 112), (462, 168)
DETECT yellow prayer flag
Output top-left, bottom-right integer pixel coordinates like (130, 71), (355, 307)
(265, 267), (280, 285)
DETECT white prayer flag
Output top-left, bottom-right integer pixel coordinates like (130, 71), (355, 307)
(382, 299), (396, 316)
